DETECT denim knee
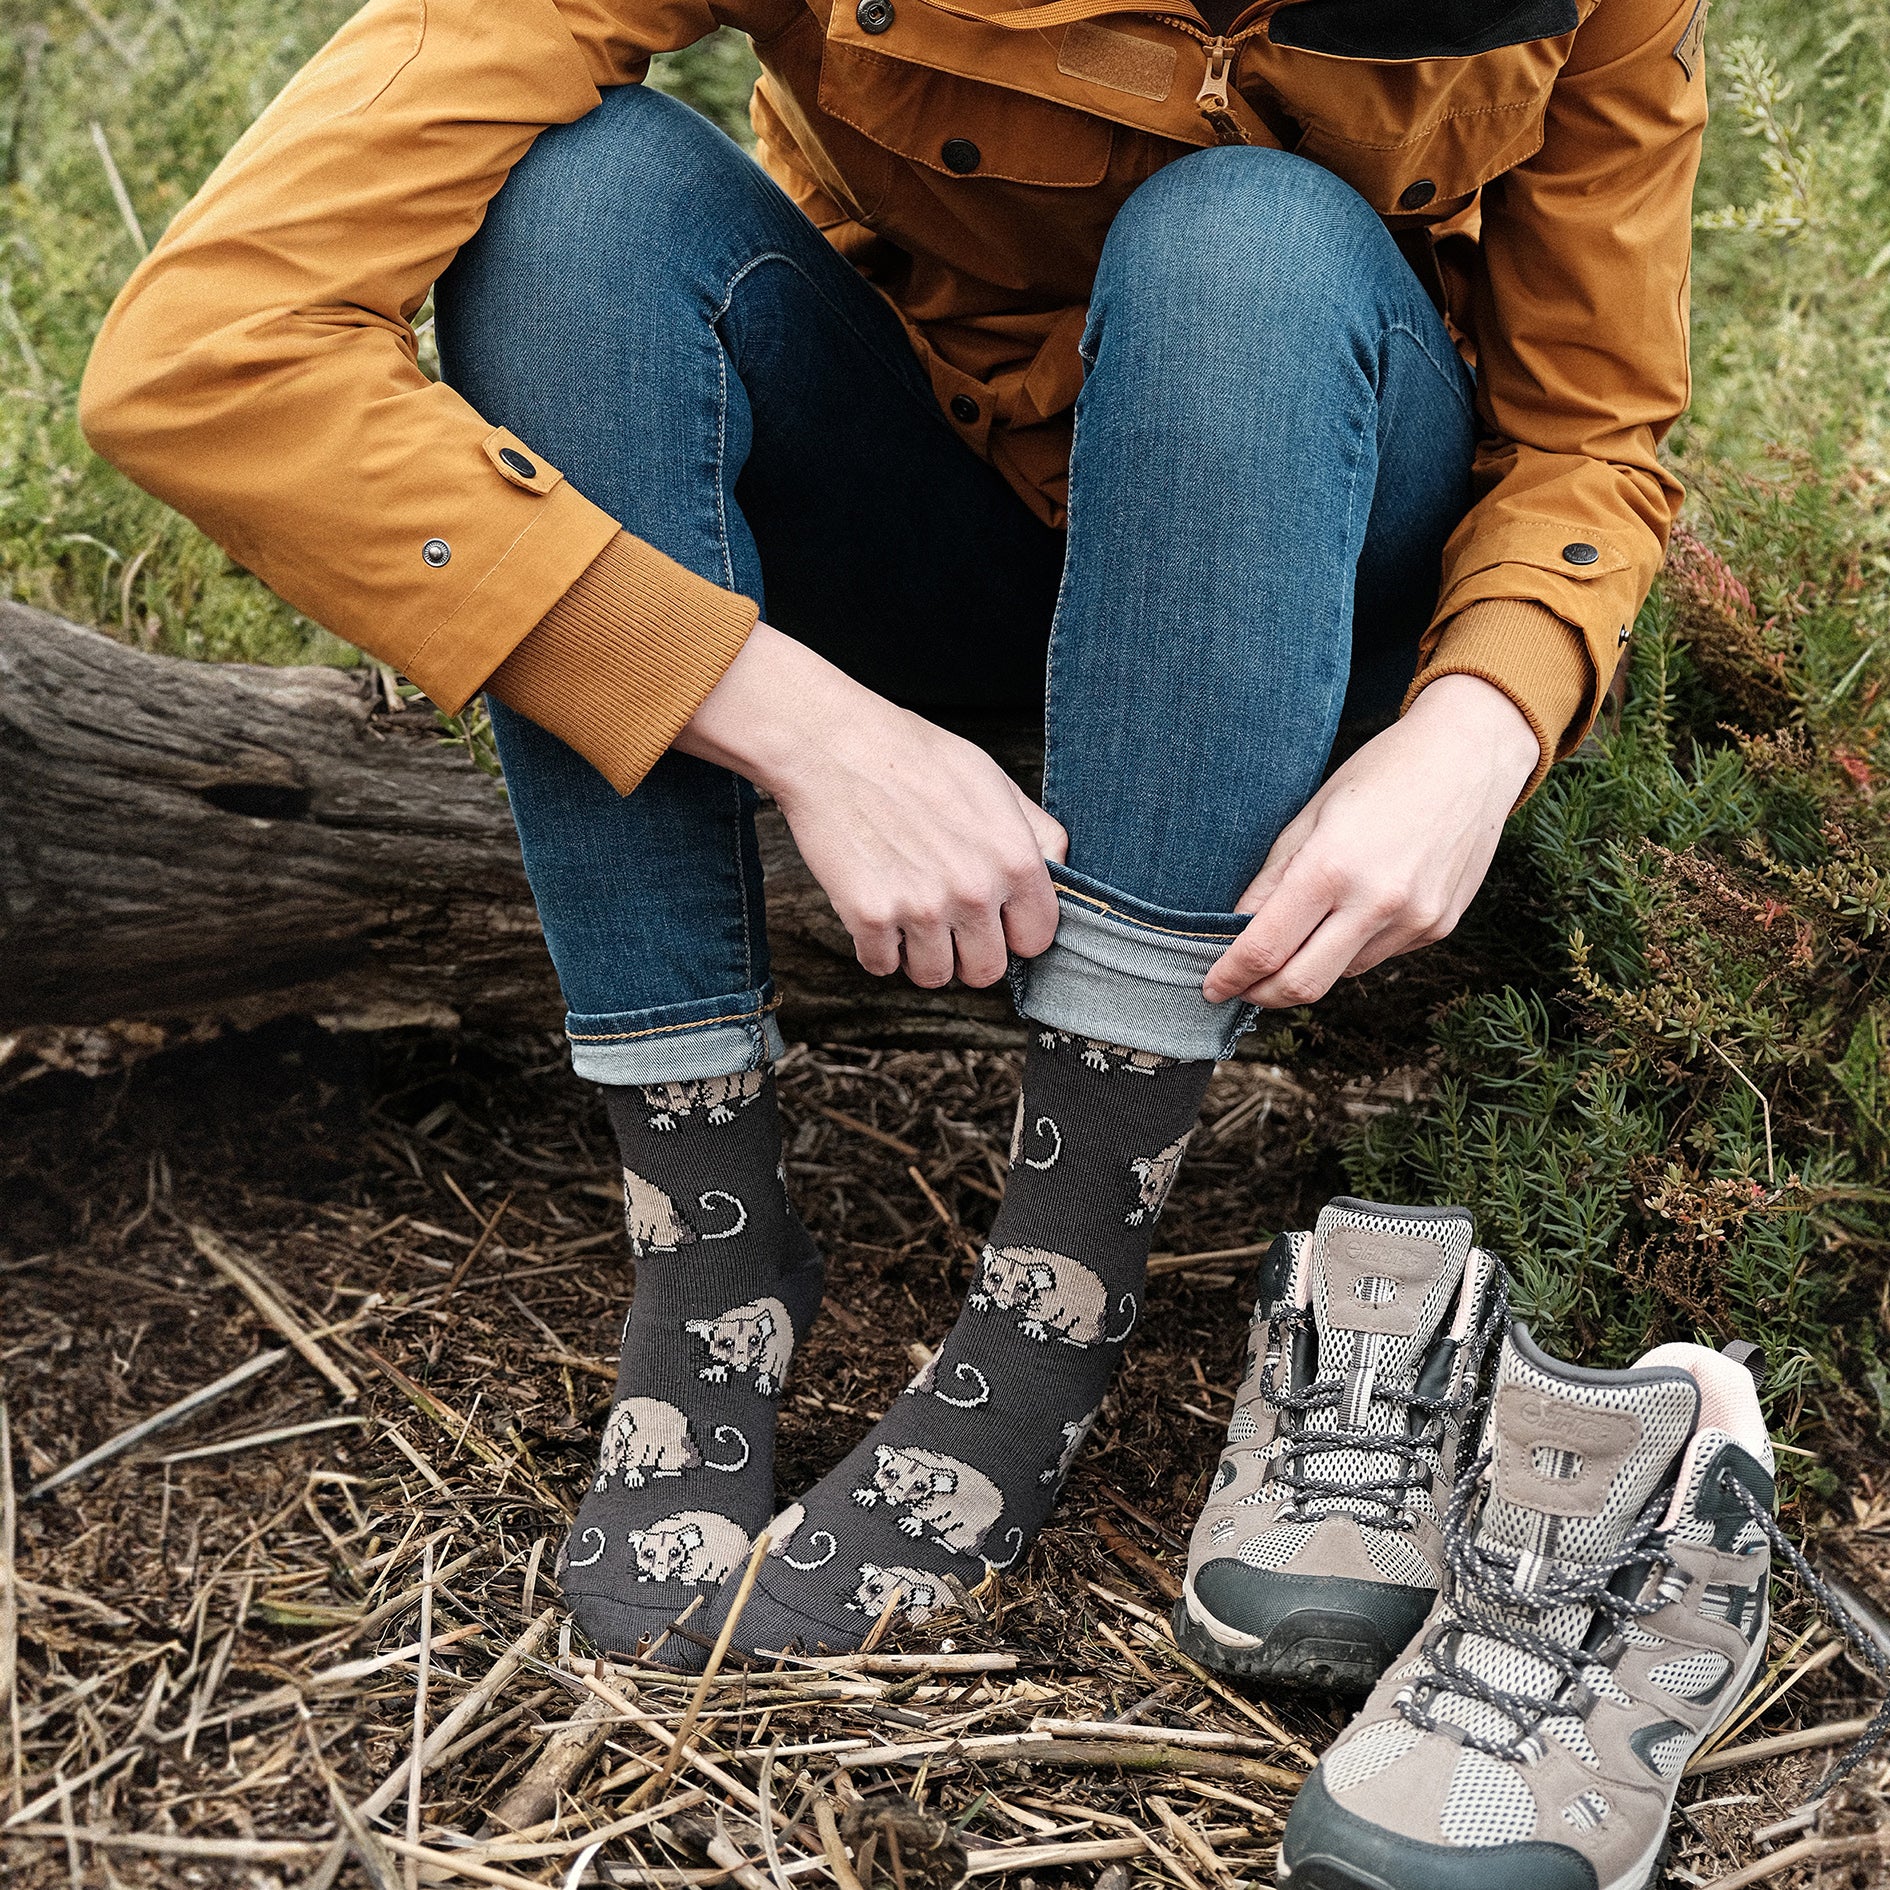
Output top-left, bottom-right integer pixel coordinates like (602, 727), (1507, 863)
(1088, 146), (1406, 350)
(440, 85), (777, 324)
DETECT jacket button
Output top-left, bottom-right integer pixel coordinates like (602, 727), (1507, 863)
(856, 0), (894, 31)
(1562, 541), (1601, 565)
(498, 446), (538, 478)
(1398, 178), (1437, 210)
(950, 393), (979, 424)
(422, 539), (451, 567)
(941, 137), (981, 175)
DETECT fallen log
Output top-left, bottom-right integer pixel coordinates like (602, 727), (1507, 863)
(0, 604), (1031, 1072)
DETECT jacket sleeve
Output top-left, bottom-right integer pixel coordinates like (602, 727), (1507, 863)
(1408, 0), (1708, 782)
(79, 0), (757, 793)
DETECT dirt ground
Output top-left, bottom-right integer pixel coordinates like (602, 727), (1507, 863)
(2, 1021), (1887, 1887)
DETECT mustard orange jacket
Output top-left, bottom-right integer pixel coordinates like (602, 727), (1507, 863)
(79, 0), (1707, 795)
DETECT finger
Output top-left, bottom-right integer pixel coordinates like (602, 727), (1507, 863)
(1019, 795), (1070, 866)
(900, 920), (958, 991)
(1000, 852), (1061, 960)
(953, 909), (1011, 989)
(1203, 857), (1337, 1003)
(1242, 906), (1386, 1009)
(853, 919), (903, 979)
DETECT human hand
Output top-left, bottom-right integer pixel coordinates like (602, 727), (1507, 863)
(1202, 674), (1541, 1008)
(676, 623), (1066, 988)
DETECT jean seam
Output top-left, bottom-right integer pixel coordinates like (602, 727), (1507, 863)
(1054, 883), (1241, 943)
(1383, 320), (1476, 426)
(711, 251), (960, 445)
(1040, 384), (1090, 824)
(568, 993), (779, 1043)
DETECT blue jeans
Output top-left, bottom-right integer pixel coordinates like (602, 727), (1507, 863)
(436, 87), (1476, 1081)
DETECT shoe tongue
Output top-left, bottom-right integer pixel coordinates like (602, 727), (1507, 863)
(1479, 1328), (1701, 1575)
(1309, 1198), (1473, 1408)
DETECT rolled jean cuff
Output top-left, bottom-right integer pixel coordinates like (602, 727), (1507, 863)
(1008, 863), (1257, 1064)
(565, 984), (785, 1086)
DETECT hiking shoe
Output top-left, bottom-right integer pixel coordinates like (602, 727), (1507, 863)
(1277, 1323), (1781, 1890)
(1175, 1198), (1506, 1691)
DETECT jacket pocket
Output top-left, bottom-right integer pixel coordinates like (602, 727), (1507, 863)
(1284, 40), (1566, 214)
(818, 40), (1114, 188)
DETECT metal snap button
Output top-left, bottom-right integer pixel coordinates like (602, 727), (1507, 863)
(1562, 541), (1601, 566)
(950, 394), (979, 424)
(941, 137), (982, 175)
(856, 0), (894, 31)
(422, 539), (451, 567)
(1398, 178), (1437, 210)
(498, 446), (539, 479)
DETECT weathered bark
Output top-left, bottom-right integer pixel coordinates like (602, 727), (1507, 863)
(0, 604), (1029, 1071)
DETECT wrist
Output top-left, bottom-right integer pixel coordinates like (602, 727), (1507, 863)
(1411, 672), (1541, 780)
(676, 621), (860, 794)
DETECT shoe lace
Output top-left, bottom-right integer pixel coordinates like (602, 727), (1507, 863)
(1258, 1264), (1510, 1535)
(1396, 1451), (1677, 1762)
(1397, 1454), (1890, 1783)
(1712, 1469), (1890, 1797)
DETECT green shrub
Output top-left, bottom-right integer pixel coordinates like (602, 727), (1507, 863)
(1351, 3), (1890, 1445)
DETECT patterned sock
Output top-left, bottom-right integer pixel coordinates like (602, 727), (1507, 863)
(558, 1068), (824, 1657)
(687, 1031), (1214, 1660)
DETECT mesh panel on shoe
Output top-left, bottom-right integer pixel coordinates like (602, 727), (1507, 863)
(1645, 1726), (1694, 1778)
(1235, 1521), (1317, 1569)
(1647, 1649), (1731, 1698)
(1541, 1712), (1602, 1770)
(1323, 1716), (1423, 1794)
(1362, 1527), (1436, 1586)
(1438, 1747), (1539, 1846)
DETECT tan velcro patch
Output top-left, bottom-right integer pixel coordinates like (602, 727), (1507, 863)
(1058, 21), (1178, 103)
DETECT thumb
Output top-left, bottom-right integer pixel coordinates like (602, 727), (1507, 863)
(1019, 793), (1069, 865)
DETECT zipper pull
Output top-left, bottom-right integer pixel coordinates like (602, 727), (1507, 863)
(1194, 37), (1248, 145)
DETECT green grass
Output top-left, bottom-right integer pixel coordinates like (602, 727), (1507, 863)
(5, 0), (1890, 1450)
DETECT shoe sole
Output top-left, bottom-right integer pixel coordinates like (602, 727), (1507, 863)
(1172, 1593), (1392, 1694)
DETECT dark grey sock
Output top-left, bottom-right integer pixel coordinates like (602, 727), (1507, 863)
(687, 1032), (1213, 1659)
(558, 1069), (823, 1657)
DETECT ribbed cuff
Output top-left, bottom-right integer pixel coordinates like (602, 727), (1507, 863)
(1404, 598), (1594, 802)
(484, 531), (760, 794)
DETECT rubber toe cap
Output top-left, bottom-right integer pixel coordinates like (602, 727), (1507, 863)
(1280, 1768), (1599, 1890)
(1182, 1560), (1434, 1688)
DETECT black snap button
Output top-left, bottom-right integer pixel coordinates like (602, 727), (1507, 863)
(1562, 541), (1601, 566)
(1618, 624), (1632, 645)
(498, 446), (539, 479)
(856, 0), (893, 31)
(422, 539), (451, 567)
(1398, 178), (1437, 211)
(950, 393), (979, 424)
(941, 137), (982, 175)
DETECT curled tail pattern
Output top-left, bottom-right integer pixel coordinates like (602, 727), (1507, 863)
(933, 1363), (990, 1409)
(1107, 1293), (1139, 1343)
(985, 1527), (1026, 1572)
(566, 1527), (606, 1570)
(704, 1424), (750, 1473)
(781, 1529), (837, 1571)
(696, 1191), (748, 1241)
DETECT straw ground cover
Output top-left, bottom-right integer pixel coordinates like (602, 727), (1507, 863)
(4, 1030), (1889, 1889)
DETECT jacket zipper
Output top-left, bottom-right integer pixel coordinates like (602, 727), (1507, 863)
(1194, 37), (1244, 144)
(1161, 2), (1288, 146)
